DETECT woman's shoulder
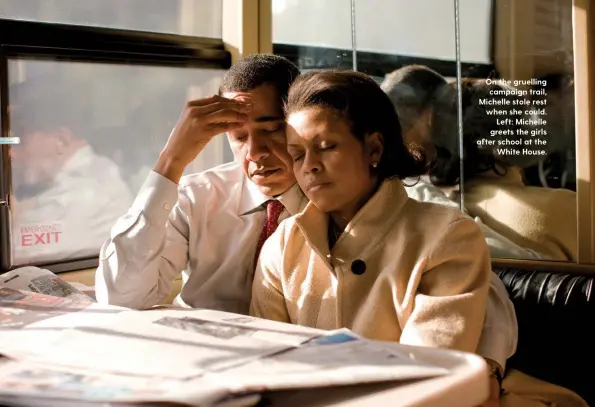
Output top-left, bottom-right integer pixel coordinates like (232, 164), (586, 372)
(402, 197), (470, 227)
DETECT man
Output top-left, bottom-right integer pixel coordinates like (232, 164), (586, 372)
(10, 77), (133, 266)
(95, 55), (513, 405)
(95, 54), (301, 312)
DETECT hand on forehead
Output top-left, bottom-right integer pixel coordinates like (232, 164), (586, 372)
(229, 92), (254, 106)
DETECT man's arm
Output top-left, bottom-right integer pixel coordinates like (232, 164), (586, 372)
(95, 95), (251, 309)
(95, 171), (189, 309)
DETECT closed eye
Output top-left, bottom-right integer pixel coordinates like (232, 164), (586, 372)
(261, 123), (285, 134)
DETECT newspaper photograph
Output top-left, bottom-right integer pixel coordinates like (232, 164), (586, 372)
(0, 358), (231, 406)
(147, 308), (326, 347)
(0, 288), (122, 330)
(1, 267), (93, 306)
(0, 287), (84, 330)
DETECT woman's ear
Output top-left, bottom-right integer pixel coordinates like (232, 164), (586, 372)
(365, 131), (384, 164)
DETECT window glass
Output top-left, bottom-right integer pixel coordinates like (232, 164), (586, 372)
(351, 0), (578, 262)
(354, 0), (491, 63)
(8, 58), (230, 267)
(457, 0), (577, 262)
(272, 0), (355, 70)
(0, 0), (222, 38)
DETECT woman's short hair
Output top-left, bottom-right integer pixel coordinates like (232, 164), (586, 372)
(285, 69), (427, 181)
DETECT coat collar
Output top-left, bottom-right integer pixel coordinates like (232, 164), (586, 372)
(294, 178), (409, 265)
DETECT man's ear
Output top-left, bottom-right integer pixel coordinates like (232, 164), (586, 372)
(365, 131), (384, 164)
(52, 127), (74, 153)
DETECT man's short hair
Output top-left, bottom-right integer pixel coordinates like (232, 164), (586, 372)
(380, 65), (447, 133)
(219, 54), (300, 104)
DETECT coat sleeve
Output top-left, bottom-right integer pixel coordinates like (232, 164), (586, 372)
(400, 218), (491, 353)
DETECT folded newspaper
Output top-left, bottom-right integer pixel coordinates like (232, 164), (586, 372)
(0, 267), (452, 406)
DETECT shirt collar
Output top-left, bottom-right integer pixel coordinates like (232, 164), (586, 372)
(54, 145), (95, 183)
(238, 176), (305, 216)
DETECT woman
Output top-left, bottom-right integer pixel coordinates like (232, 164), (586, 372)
(381, 64), (546, 261)
(429, 79), (577, 261)
(250, 70), (491, 354)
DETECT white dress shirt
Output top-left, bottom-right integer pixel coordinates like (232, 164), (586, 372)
(12, 145), (133, 267)
(95, 161), (306, 313)
(405, 176), (519, 368)
(96, 163), (516, 369)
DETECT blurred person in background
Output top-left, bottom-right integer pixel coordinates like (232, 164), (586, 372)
(9, 76), (133, 266)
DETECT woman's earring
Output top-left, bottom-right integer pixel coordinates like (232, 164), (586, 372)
(371, 162), (378, 168)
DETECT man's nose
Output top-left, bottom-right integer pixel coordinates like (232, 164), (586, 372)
(246, 134), (270, 162)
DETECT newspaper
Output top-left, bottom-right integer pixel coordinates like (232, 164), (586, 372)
(0, 329), (448, 406)
(0, 357), (235, 407)
(0, 307), (324, 379)
(210, 329), (448, 392)
(0, 272), (454, 406)
(1, 267), (93, 306)
(0, 286), (124, 329)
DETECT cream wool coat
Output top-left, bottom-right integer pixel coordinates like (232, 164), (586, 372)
(251, 177), (491, 353)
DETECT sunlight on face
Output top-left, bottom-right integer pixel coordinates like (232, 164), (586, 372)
(224, 84), (296, 197)
(286, 107), (377, 218)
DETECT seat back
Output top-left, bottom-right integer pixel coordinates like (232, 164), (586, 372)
(495, 267), (594, 405)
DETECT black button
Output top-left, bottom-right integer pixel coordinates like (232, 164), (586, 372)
(351, 259), (366, 275)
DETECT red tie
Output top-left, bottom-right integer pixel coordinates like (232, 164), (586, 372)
(253, 199), (285, 271)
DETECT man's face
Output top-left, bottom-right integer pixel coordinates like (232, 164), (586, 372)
(10, 127), (64, 192)
(224, 84), (295, 197)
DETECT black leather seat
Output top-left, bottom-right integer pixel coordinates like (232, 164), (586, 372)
(495, 267), (594, 405)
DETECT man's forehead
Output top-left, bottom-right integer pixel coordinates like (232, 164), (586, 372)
(223, 87), (283, 122)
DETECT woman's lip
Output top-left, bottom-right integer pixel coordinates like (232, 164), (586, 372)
(306, 182), (331, 192)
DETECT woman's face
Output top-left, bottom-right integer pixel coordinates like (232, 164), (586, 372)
(286, 107), (381, 218)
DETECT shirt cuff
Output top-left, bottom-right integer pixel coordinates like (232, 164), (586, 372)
(131, 171), (179, 225)
(476, 328), (511, 371)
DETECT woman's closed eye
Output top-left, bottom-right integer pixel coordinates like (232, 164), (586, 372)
(290, 151), (304, 162)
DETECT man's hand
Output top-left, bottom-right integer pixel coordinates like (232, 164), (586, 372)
(154, 95), (252, 183)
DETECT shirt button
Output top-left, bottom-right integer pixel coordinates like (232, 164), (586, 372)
(164, 202), (171, 211)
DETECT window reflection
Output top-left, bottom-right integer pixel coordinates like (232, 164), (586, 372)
(456, 0), (577, 262)
(8, 59), (229, 267)
(361, 0), (577, 262)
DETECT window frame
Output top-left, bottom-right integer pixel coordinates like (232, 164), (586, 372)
(0, 17), (232, 274)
